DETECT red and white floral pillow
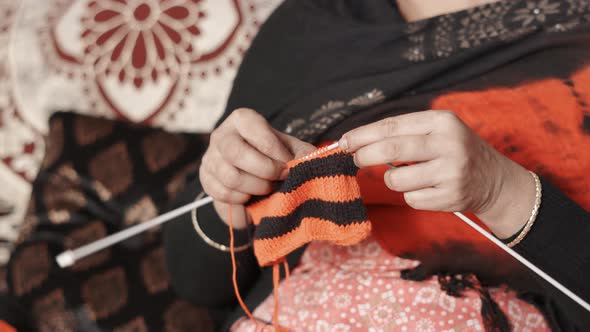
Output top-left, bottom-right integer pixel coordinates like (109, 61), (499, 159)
(0, 0), (282, 260)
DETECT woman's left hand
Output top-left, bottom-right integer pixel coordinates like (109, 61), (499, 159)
(338, 110), (535, 238)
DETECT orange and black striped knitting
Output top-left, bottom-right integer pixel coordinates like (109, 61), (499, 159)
(246, 147), (371, 267)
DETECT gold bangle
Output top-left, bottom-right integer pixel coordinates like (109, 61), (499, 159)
(191, 192), (251, 252)
(507, 171), (542, 248)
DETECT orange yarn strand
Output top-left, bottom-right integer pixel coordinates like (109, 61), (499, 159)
(272, 263), (281, 330)
(269, 261), (291, 332)
(283, 259), (290, 280)
(282, 259), (292, 302)
(228, 204), (257, 325)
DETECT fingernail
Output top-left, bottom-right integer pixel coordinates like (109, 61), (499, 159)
(279, 167), (289, 180)
(338, 137), (349, 151)
(353, 153), (361, 167)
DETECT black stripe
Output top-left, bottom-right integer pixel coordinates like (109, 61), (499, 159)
(280, 152), (358, 193)
(254, 198), (368, 240)
(247, 152), (358, 206)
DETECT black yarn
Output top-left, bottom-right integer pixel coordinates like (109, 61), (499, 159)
(402, 268), (511, 332)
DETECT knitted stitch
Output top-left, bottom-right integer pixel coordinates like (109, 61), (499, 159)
(246, 147), (371, 267)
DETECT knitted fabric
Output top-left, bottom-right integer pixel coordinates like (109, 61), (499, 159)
(246, 147), (371, 267)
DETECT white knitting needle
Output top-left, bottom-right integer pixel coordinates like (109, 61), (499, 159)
(54, 144), (347, 267)
(55, 196), (213, 268)
(384, 162), (590, 313)
(453, 211), (590, 313)
(54, 144), (343, 266)
(55, 143), (590, 313)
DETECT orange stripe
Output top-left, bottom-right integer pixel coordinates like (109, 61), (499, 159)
(0, 322), (16, 332)
(247, 175), (361, 225)
(253, 217), (371, 266)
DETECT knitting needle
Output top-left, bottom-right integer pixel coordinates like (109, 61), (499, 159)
(54, 143), (590, 313)
(453, 211), (590, 313)
(55, 195), (213, 268)
(384, 163), (590, 313)
(55, 144), (345, 268)
(55, 144), (342, 268)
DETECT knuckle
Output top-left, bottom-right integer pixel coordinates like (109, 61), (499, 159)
(200, 153), (210, 170)
(436, 110), (458, 123)
(232, 108), (259, 127)
(383, 142), (401, 160)
(221, 167), (241, 190)
(257, 138), (278, 157)
(223, 142), (243, 163)
(201, 179), (224, 201)
(232, 108), (251, 119)
(230, 109), (246, 126)
(381, 117), (399, 137)
(210, 129), (222, 142)
(446, 165), (464, 182)
(447, 138), (468, 156)
(216, 186), (233, 202)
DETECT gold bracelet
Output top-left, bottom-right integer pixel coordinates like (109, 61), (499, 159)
(506, 171), (542, 248)
(191, 192), (251, 252)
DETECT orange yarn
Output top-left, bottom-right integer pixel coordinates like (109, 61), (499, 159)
(272, 264), (279, 329)
(0, 322), (16, 332)
(229, 203), (290, 331)
(247, 147), (371, 267)
(229, 67), (590, 331)
(228, 204), (258, 329)
(235, 147), (370, 331)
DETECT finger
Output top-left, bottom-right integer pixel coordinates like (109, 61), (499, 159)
(353, 135), (439, 167)
(200, 149), (221, 176)
(339, 110), (450, 152)
(230, 108), (294, 163)
(214, 157), (274, 196)
(200, 168), (250, 204)
(275, 130), (316, 159)
(384, 160), (441, 192)
(403, 187), (463, 212)
(218, 134), (285, 180)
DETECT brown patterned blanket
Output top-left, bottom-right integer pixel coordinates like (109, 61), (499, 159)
(3, 112), (218, 331)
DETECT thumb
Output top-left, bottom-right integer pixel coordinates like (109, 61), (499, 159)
(275, 131), (316, 159)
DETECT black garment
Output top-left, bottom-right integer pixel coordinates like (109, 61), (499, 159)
(163, 0), (590, 330)
(4, 113), (217, 331)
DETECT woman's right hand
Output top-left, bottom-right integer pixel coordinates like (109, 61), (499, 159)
(200, 108), (315, 229)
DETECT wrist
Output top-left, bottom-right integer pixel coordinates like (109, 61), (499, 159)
(476, 162), (535, 238)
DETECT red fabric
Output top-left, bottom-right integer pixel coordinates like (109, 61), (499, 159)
(358, 165), (494, 255)
(367, 68), (590, 261)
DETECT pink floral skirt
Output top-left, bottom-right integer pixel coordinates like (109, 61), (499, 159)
(231, 237), (549, 332)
